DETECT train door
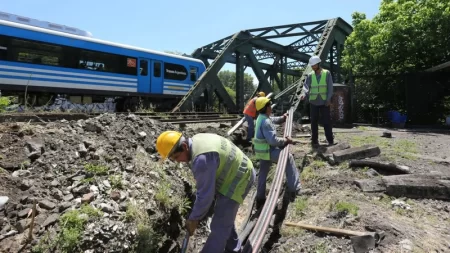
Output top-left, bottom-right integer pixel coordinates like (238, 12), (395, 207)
(138, 58), (150, 93)
(150, 60), (163, 94)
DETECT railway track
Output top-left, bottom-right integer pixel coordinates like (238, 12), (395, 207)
(0, 112), (242, 125)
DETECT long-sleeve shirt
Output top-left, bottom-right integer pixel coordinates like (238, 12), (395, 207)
(187, 138), (218, 220)
(255, 114), (286, 148)
(301, 69), (334, 106)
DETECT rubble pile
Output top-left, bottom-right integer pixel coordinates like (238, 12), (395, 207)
(0, 113), (214, 253)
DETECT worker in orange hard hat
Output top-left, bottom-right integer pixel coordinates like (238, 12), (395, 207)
(242, 91), (266, 142)
(156, 130), (256, 253)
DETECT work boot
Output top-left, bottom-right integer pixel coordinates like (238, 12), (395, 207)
(287, 187), (302, 202)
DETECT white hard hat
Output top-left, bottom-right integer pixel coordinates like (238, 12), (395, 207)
(309, 55), (321, 66)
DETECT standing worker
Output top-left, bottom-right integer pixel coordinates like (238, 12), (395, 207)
(300, 55), (335, 146)
(156, 131), (256, 253)
(252, 97), (302, 208)
(243, 91), (266, 142)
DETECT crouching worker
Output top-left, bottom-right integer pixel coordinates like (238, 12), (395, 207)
(253, 97), (302, 208)
(156, 131), (256, 253)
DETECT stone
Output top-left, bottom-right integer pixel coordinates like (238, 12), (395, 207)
(38, 199), (56, 210)
(332, 145), (381, 163)
(110, 191), (121, 201)
(42, 214), (59, 227)
(383, 174), (450, 200)
(0, 196), (8, 210)
(82, 193), (95, 203)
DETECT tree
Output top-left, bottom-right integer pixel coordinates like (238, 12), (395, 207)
(342, 0), (450, 122)
(342, 0), (450, 75)
(217, 70), (255, 94)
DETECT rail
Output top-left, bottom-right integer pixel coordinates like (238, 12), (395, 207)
(0, 112), (241, 124)
(236, 18), (338, 253)
(241, 107), (294, 253)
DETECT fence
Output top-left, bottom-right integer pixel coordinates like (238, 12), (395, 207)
(350, 72), (450, 125)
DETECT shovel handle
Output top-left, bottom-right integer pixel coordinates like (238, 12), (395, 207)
(180, 232), (190, 253)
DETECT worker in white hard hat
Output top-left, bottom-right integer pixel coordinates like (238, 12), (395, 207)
(300, 55), (335, 147)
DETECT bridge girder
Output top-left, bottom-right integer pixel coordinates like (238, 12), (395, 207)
(171, 17), (353, 113)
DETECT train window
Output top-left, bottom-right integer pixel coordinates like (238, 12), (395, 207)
(10, 38), (61, 66)
(154, 62), (161, 77)
(3, 35), (137, 76)
(79, 49), (121, 73)
(140, 60), (148, 76)
(164, 63), (187, 81)
(0, 35), (8, 61)
(190, 67), (197, 81)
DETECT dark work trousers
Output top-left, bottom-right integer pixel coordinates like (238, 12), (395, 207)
(310, 104), (333, 144)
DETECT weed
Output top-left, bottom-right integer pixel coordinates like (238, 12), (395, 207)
(84, 163), (108, 175)
(292, 196), (308, 217)
(109, 175), (124, 189)
(126, 201), (162, 253)
(335, 201), (359, 216)
(33, 204), (102, 253)
(314, 242), (328, 253)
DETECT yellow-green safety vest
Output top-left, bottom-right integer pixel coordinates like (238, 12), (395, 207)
(190, 133), (253, 204)
(309, 69), (328, 101)
(252, 114), (271, 161)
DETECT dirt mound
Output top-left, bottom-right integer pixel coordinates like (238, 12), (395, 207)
(0, 113), (212, 253)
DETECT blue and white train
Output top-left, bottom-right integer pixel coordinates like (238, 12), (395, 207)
(0, 12), (206, 111)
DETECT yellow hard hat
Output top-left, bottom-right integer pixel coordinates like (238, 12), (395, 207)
(156, 131), (182, 160)
(257, 91), (266, 97)
(255, 97), (271, 111)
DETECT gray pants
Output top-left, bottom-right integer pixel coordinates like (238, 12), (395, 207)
(256, 147), (300, 201)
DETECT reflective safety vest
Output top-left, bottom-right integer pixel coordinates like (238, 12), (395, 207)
(252, 114), (270, 161)
(243, 97), (257, 118)
(309, 69), (328, 101)
(191, 133), (253, 204)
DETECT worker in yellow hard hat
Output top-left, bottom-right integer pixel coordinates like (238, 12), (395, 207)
(242, 91), (266, 142)
(156, 131), (256, 253)
(252, 97), (302, 208)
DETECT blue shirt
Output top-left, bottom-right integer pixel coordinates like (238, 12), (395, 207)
(187, 138), (218, 220)
(255, 114), (286, 149)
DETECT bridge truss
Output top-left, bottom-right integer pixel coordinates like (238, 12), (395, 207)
(171, 17), (353, 113)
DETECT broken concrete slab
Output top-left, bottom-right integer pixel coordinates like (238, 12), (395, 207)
(355, 174), (450, 200)
(349, 160), (410, 175)
(318, 142), (351, 155)
(383, 174), (450, 200)
(332, 145), (381, 163)
(354, 178), (387, 192)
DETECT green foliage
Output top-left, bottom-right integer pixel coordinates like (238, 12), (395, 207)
(32, 204), (102, 253)
(84, 163), (108, 175)
(335, 201), (359, 216)
(218, 70), (255, 92)
(343, 0), (450, 75)
(0, 96), (12, 112)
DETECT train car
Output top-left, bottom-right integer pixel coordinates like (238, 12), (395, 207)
(0, 12), (206, 111)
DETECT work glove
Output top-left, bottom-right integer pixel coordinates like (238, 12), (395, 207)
(186, 219), (199, 236)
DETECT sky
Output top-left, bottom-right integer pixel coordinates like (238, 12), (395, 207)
(1, 0), (381, 84)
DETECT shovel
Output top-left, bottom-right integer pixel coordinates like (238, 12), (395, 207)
(180, 231), (190, 253)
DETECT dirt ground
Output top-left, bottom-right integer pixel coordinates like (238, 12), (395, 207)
(267, 126), (450, 253)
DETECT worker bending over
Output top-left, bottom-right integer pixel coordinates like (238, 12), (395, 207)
(253, 97), (302, 208)
(156, 131), (256, 253)
(243, 91), (266, 142)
